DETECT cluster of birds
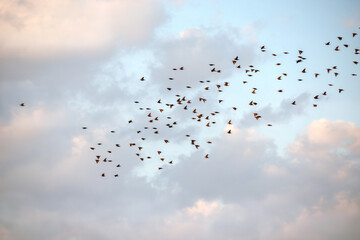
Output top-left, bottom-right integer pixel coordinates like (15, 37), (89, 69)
(20, 30), (359, 177)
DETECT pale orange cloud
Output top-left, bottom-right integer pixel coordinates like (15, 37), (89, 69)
(288, 119), (360, 159)
(0, 0), (165, 58)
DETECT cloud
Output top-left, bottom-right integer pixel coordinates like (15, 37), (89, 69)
(0, 0), (166, 58)
(238, 92), (310, 127)
(288, 118), (360, 159)
(183, 199), (222, 217)
(1, 118), (360, 239)
(150, 27), (257, 89)
(280, 192), (360, 240)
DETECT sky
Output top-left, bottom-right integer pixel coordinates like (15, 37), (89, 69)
(0, 0), (360, 239)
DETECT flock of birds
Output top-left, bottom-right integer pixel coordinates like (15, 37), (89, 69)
(20, 29), (359, 177)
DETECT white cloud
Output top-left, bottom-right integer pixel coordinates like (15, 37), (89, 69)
(280, 192), (360, 240)
(1, 119), (360, 239)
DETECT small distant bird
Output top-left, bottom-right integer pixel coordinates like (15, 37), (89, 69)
(20, 103), (25, 106)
